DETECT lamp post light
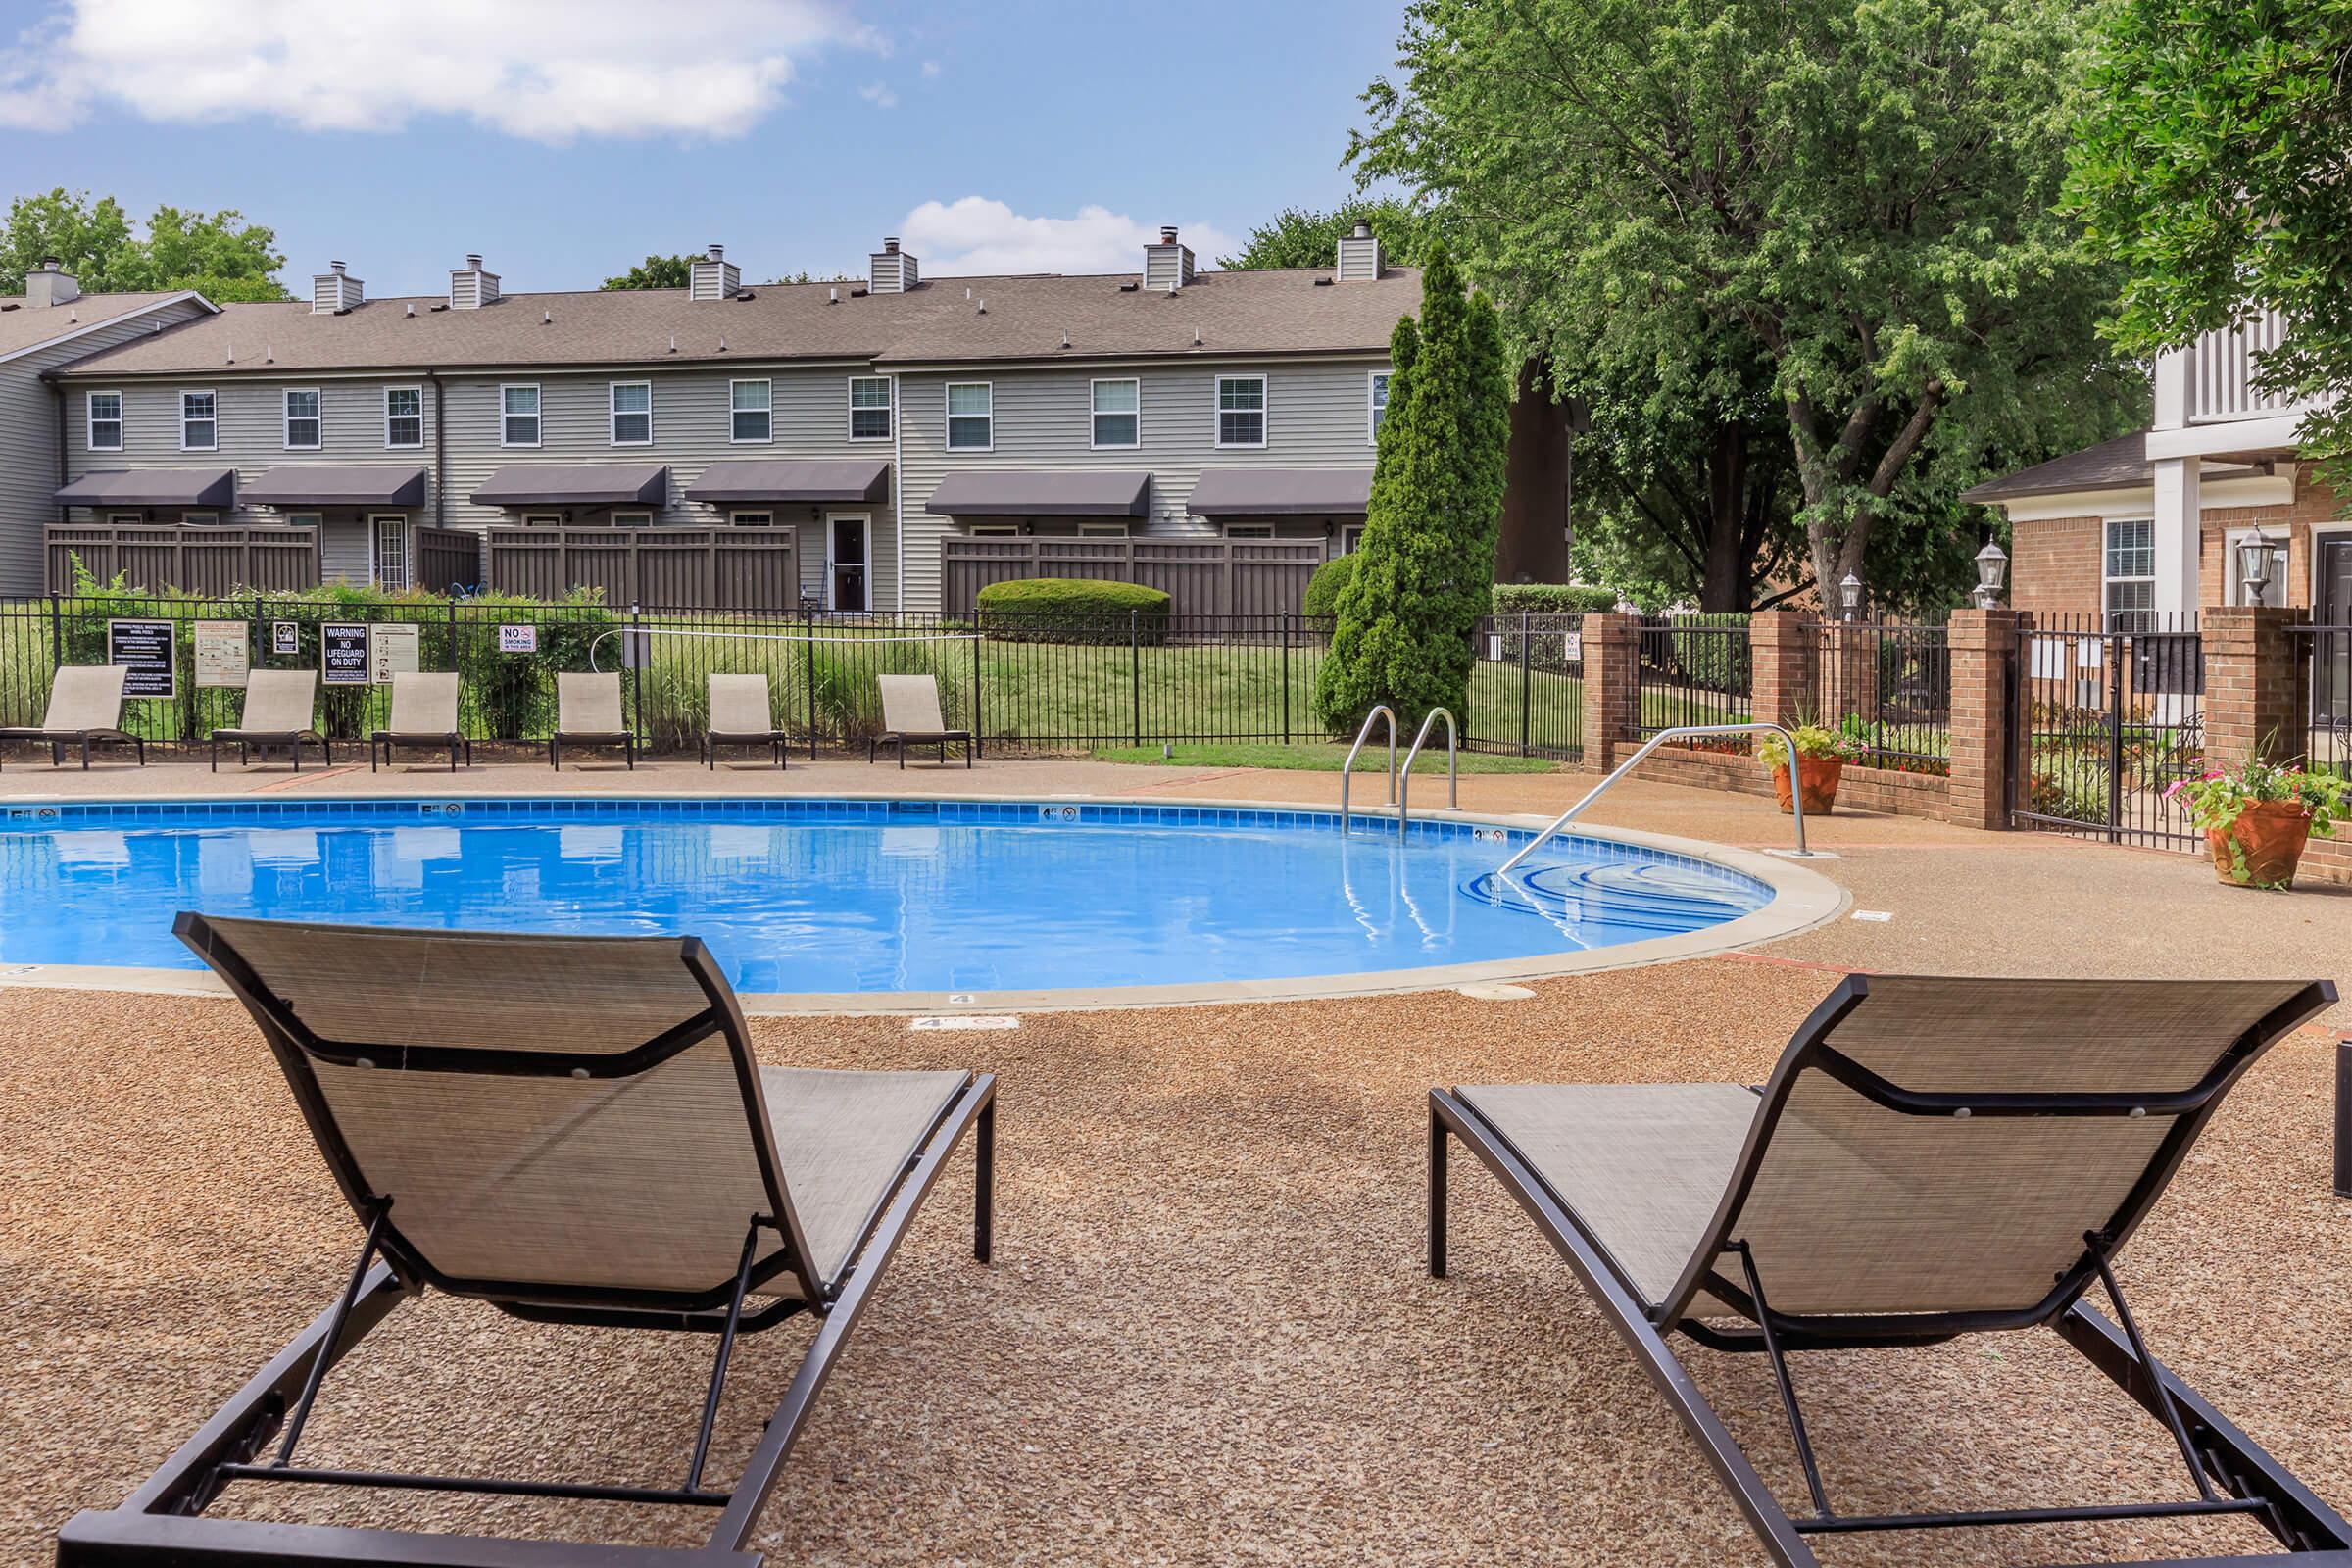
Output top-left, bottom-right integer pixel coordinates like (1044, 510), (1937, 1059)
(2236, 528), (2278, 606)
(1838, 571), (1863, 621)
(1971, 539), (2009, 610)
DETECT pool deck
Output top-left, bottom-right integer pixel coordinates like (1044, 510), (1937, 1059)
(7, 754), (2352, 1565)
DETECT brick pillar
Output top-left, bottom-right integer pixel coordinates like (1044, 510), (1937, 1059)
(1583, 612), (1642, 771)
(1748, 611), (1814, 732)
(1946, 609), (2019, 830)
(2202, 607), (2307, 770)
(1823, 622), (1881, 725)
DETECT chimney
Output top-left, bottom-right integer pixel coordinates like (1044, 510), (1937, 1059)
(24, 256), (79, 309)
(689, 242), (741, 301)
(1335, 218), (1382, 281)
(450, 252), (501, 309)
(869, 236), (919, 294)
(311, 259), (364, 314)
(1144, 225), (1194, 292)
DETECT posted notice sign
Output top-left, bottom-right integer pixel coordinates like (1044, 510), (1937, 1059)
(107, 618), (175, 699)
(498, 623), (538, 654)
(270, 621), (300, 655)
(321, 622), (369, 686)
(368, 622), (420, 684)
(193, 621), (251, 688)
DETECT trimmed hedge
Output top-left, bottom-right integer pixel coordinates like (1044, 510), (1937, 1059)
(1493, 582), (1618, 614)
(1301, 554), (1357, 618)
(976, 576), (1172, 644)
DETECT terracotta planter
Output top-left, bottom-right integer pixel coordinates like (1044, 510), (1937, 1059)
(1771, 755), (1844, 816)
(2206, 800), (2314, 889)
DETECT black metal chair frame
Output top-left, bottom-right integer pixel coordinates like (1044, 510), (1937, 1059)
(548, 731), (635, 770)
(369, 731), (474, 773)
(59, 914), (997, 1568)
(867, 729), (974, 769)
(209, 729), (331, 772)
(0, 728), (146, 770)
(1428, 974), (2352, 1568)
(703, 731), (790, 770)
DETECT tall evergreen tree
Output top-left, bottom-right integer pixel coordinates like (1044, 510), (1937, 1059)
(1315, 244), (1510, 731)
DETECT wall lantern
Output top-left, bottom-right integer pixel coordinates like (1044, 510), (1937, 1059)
(2235, 528), (2278, 604)
(1971, 539), (2008, 609)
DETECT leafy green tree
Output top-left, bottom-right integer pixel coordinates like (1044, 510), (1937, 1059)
(1350, 0), (2142, 608)
(1315, 244), (1511, 731)
(2066, 0), (2352, 490)
(2, 188), (288, 299)
(602, 254), (694, 290)
(1218, 196), (1435, 270)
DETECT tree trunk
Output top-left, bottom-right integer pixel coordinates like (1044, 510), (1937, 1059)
(1698, 425), (1749, 612)
(1496, 357), (1571, 583)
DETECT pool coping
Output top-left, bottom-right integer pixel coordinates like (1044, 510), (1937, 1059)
(0, 791), (1847, 1013)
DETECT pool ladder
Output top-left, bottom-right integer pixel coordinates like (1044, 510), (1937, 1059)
(1340, 706), (1457, 837)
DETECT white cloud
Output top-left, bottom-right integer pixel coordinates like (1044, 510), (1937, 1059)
(919, 59), (941, 78)
(0, 0), (880, 141)
(858, 80), (897, 109)
(899, 198), (1240, 276)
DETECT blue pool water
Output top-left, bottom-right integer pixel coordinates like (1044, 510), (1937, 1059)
(0, 799), (1772, 994)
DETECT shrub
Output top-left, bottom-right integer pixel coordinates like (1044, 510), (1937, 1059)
(977, 577), (1171, 644)
(1492, 582), (1617, 614)
(1301, 554), (1357, 618)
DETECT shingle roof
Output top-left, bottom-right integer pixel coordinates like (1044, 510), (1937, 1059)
(0, 290), (202, 361)
(48, 268), (1419, 379)
(1960, 431), (2151, 502)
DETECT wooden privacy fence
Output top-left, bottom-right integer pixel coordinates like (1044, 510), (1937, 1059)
(414, 526), (479, 594)
(45, 523), (319, 595)
(485, 527), (800, 610)
(943, 537), (1324, 616)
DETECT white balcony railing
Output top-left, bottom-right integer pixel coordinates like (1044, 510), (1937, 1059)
(2188, 308), (2298, 423)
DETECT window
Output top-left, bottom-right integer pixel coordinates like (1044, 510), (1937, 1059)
(730, 379), (771, 444)
(502, 384), (541, 447)
(731, 511), (774, 528)
(2103, 518), (2156, 629)
(1091, 378), (1140, 449)
(968, 523), (1018, 538)
(2227, 528), (2292, 608)
(849, 376), (893, 440)
(1369, 371), (1391, 442)
(180, 512), (220, 527)
(611, 511), (653, 529)
(520, 512), (563, 527)
(1341, 524), (1365, 554)
(946, 382), (992, 450)
(1224, 522), (1276, 540)
(1216, 374), (1266, 447)
(610, 381), (652, 445)
(1078, 522), (1129, 538)
(385, 386), (423, 448)
(179, 390), (217, 451)
(283, 388), (321, 449)
(86, 391), (122, 452)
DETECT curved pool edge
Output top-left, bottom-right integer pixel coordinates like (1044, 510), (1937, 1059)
(0, 791), (1847, 1012)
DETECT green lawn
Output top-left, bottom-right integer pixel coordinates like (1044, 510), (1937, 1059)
(1090, 742), (1560, 773)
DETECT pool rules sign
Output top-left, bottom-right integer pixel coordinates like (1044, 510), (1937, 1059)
(368, 622), (419, 684)
(106, 618), (175, 699)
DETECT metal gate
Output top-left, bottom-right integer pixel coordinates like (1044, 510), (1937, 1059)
(2012, 612), (2205, 847)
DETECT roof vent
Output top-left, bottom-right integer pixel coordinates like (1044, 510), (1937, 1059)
(828, 287), (838, 305)
(1336, 218), (1381, 282)
(24, 256), (79, 309)
(689, 242), (742, 301)
(450, 253), (500, 309)
(311, 259), (363, 315)
(870, 235), (919, 294)
(1145, 225), (1195, 292)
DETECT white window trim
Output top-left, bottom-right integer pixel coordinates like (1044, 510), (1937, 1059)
(1077, 521), (1130, 538)
(520, 511), (563, 527)
(178, 389), (218, 453)
(180, 511), (220, 527)
(825, 513), (871, 612)
(945, 380), (993, 453)
(729, 510), (776, 528)
(384, 385), (424, 450)
(847, 375), (894, 442)
(1341, 523), (1366, 554)
(729, 378), (773, 445)
(368, 514), (410, 592)
(1214, 373), (1268, 450)
(967, 523), (1018, 538)
(608, 380), (654, 447)
(1224, 522), (1277, 540)
(1367, 369), (1390, 445)
(2102, 516), (2157, 624)
(500, 382), (542, 449)
(282, 387), (322, 451)
(2224, 524), (2293, 608)
(85, 389), (123, 452)
(105, 510), (142, 526)
(610, 510), (654, 529)
(1089, 376), (1141, 451)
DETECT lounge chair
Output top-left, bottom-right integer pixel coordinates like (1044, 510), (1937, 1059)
(60, 914), (997, 1568)
(209, 668), (329, 771)
(1428, 974), (2352, 1568)
(870, 673), (972, 769)
(368, 670), (472, 772)
(702, 671), (789, 769)
(550, 670), (634, 769)
(0, 663), (144, 770)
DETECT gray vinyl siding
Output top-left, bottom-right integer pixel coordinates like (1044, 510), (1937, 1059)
(0, 298), (211, 595)
(895, 357), (1385, 612)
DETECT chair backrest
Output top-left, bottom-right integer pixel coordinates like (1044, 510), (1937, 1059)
(558, 671), (624, 734)
(1665, 974), (2333, 1329)
(41, 663), (127, 730)
(175, 914), (820, 1307)
(707, 672), (772, 735)
(386, 670), (460, 734)
(878, 673), (946, 734)
(239, 669), (318, 733)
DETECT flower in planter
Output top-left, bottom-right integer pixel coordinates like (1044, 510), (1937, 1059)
(2166, 756), (2349, 889)
(1755, 723), (1865, 769)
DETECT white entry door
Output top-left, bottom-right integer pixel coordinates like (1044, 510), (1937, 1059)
(827, 514), (869, 612)
(371, 515), (410, 591)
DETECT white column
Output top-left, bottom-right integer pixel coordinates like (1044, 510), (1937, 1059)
(2150, 455), (2201, 616)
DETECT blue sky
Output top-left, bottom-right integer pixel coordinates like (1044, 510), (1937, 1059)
(0, 0), (1412, 293)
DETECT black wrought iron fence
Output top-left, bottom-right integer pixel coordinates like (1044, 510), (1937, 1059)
(2013, 612), (2205, 847)
(1815, 619), (1952, 774)
(2294, 624), (2352, 781)
(1635, 614), (1750, 745)
(1468, 613), (1585, 760)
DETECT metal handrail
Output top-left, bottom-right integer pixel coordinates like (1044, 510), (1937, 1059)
(1496, 722), (1812, 875)
(1396, 707), (1457, 831)
(1339, 705), (1398, 837)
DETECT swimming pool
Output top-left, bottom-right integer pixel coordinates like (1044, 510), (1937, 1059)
(0, 797), (1815, 1003)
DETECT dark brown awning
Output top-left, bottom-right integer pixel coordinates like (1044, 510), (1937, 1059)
(926, 469), (1150, 517)
(244, 465), (429, 508)
(1187, 466), (1373, 516)
(685, 459), (890, 504)
(470, 463), (668, 508)
(55, 467), (236, 509)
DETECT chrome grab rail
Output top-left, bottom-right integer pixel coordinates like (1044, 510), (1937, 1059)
(1339, 705), (1398, 837)
(1497, 722), (1811, 876)
(1396, 707), (1457, 832)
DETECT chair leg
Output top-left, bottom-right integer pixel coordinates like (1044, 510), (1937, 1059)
(321, 737), (332, 766)
(975, 1095), (995, 1264)
(80, 736), (91, 771)
(549, 739), (560, 770)
(209, 736), (218, 773)
(1428, 1101), (1448, 1279)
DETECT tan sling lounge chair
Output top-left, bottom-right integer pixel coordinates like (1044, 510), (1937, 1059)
(702, 672), (789, 769)
(0, 663), (143, 769)
(209, 668), (328, 771)
(1429, 974), (2352, 1568)
(61, 914), (996, 1568)
(870, 673), (972, 768)
(368, 671), (471, 772)
(550, 670), (634, 769)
